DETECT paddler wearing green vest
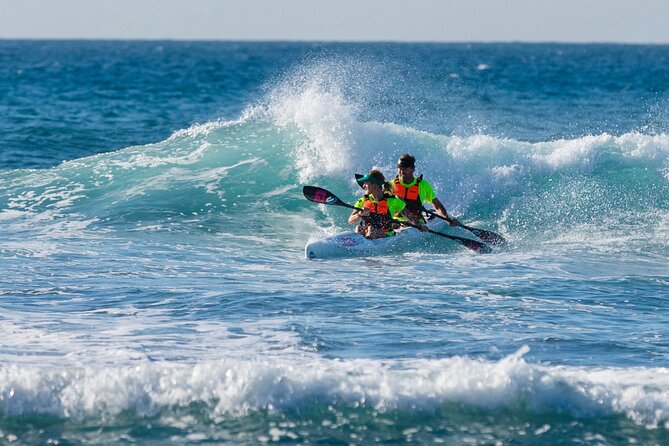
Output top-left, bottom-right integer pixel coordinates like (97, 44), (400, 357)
(348, 169), (428, 239)
(393, 154), (460, 226)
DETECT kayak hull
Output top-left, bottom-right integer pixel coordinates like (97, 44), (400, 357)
(305, 220), (485, 259)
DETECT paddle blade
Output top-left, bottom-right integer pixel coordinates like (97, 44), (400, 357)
(303, 186), (352, 209)
(425, 229), (492, 254)
(462, 238), (493, 254)
(462, 226), (507, 247)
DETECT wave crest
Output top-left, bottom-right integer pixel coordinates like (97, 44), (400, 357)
(2, 347), (668, 429)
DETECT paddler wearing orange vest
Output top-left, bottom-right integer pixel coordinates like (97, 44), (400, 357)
(348, 169), (428, 240)
(393, 153), (460, 226)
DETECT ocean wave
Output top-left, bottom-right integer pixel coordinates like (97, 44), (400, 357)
(1, 347), (668, 429)
(0, 85), (667, 253)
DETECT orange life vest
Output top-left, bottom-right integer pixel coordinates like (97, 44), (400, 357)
(361, 194), (395, 235)
(393, 175), (424, 221)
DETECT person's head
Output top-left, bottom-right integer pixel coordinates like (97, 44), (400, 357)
(356, 169), (387, 195)
(397, 154), (416, 182)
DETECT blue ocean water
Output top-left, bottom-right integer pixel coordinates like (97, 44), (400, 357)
(0, 40), (668, 445)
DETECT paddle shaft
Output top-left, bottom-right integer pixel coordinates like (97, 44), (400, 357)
(418, 206), (506, 246)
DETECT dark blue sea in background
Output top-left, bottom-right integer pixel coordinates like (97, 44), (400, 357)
(0, 40), (668, 445)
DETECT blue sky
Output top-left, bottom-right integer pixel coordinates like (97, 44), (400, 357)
(1, 0), (668, 43)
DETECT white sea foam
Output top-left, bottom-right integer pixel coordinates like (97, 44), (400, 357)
(1, 346), (668, 428)
(441, 132), (669, 176)
(0, 209), (27, 221)
(269, 83), (359, 183)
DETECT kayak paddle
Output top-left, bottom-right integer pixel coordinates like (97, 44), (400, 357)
(303, 186), (492, 254)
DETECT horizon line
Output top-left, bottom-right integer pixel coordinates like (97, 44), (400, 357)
(1, 37), (668, 46)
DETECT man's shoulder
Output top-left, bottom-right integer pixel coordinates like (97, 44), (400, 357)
(418, 177), (434, 189)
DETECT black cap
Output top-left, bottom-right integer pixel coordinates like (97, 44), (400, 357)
(397, 154), (415, 168)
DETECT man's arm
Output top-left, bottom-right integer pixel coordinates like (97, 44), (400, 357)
(421, 181), (452, 222)
(430, 197), (448, 218)
(431, 197), (460, 226)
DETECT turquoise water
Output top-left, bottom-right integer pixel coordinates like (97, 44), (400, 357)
(0, 41), (668, 445)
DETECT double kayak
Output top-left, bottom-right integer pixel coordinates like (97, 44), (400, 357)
(305, 219), (487, 259)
